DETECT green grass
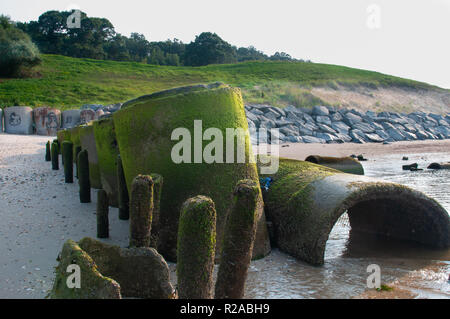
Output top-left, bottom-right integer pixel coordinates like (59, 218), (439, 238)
(0, 54), (444, 110)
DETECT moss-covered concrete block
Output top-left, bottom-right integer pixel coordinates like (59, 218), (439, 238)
(78, 237), (175, 299)
(93, 117), (120, 207)
(49, 239), (121, 299)
(113, 83), (270, 261)
(79, 124), (102, 189)
(50, 238), (175, 299)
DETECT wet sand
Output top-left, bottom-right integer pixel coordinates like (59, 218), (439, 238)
(0, 133), (449, 299)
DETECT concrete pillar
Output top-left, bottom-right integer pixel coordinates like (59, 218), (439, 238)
(4, 106), (33, 135)
(33, 107), (61, 136)
(61, 110), (81, 129)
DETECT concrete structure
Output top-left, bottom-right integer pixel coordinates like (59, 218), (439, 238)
(113, 83), (271, 262)
(4, 106), (33, 135)
(33, 107), (61, 136)
(61, 110), (81, 129)
(80, 109), (95, 125)
(259, 157), (450, 266)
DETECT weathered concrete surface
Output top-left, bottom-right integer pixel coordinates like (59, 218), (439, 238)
(305, 155), (364, 175)
(80, 109), (96, 125)
(4, 106), (33, 135)
(50, 238), (175, 299)
(61, 110), (81, 129)
(0, 108), (3, 132)
(79, 125), (102, 189)
(259, 157), (450, 266)
(49, 239), (122, 299)
(33, 107), (61, 136)
(79, 238), (175, 299)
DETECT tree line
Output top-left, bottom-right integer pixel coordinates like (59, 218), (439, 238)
(16, 10), (303, 66)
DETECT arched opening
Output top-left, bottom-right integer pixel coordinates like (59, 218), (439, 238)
(323, 190), (449, 262)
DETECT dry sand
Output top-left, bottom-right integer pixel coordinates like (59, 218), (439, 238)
(0, 133), (449, 299)
(0, 134), (130, 298)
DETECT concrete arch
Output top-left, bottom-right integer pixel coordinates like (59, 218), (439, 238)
(259, 157), (449, 266)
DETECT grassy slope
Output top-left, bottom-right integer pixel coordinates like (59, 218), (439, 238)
(0, 54), (445, 110)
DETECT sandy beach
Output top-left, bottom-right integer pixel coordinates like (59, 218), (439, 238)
(0, 133), (449, 299)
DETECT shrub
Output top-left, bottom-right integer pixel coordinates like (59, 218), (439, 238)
(0, 15), (41, 77)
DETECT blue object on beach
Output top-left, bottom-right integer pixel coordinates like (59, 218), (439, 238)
(260, 177), (274, 191)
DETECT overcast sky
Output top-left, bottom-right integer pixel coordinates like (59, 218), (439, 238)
(1, 0), (449, 88)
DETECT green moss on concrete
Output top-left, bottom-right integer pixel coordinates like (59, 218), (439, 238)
(79, 124), (102, 189)
(113, 83), (269, 261)
(258, 156), (338, 263)
(177, 196), (216, 299)
(57, 129), (71, 146)
(93, 117), (120, 207)
(78, 237), (175, 299)
(215, 179), (260, 299)
(49, 239), (121, 299)
(69, 126), (82, 163)
(129, 175), (154, 248)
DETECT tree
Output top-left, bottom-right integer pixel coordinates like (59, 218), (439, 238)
(184, 32), (237, 66)
(236, 46), (268, 62)
(105, 34), (130, 61)
(269, 52), (294, 61)
(64, 15), (115, 59)
(126, 33), (150, 62)
(0, 15), (41, 77)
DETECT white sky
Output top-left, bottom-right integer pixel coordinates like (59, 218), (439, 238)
(1, 0), (449, 88)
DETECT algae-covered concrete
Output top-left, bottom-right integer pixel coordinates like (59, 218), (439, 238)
(50, 238), (175, 299)
(259, 157), (450, 266)
(49, 240), (121, 299)
(113, 83), (270, 261)
(79, 124), (102, 189)
(93, 117), (120, 207)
